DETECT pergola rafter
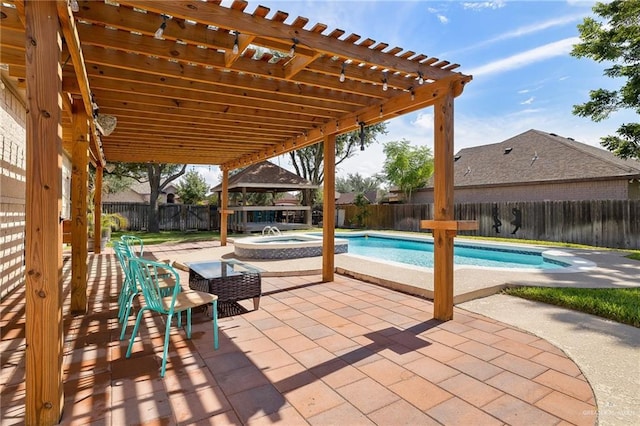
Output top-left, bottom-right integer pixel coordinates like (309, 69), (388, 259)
(0, 0), (471, 166)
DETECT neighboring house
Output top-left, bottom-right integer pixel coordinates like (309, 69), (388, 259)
(103, 182), (180, 204)
(411, 129), (640, 204)
(335, 190), (379, 205)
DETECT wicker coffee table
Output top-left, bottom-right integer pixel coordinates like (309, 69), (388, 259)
(188, 260), (262, 310)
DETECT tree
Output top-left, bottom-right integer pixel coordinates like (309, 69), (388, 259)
(353, 193), (370, 228)
(176, 169), (209, 205)
(382, 139), (434, 202)
(105, 163), (187, 232)
(336, 173), (383, 194)
(571, 0), (640, 160)
(289, 123), (388, 202)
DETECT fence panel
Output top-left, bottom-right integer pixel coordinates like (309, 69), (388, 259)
(340, 200), (640, 249)
(103, 202), (148, 231)
(103, 203), (219, 231)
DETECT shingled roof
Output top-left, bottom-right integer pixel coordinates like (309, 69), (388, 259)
(443, 129), (640, 188)
(211, 161), (317, 192)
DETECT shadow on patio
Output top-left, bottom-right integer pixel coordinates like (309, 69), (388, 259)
(1, 247), (597, 425)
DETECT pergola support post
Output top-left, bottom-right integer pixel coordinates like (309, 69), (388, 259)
(432, 90), (455, 321)
(71, 100), (89, 314)
(305, 188), (313, 227)
(93, 165), (103, 254)
(220, 169), (229, 245)
(241, 187), (247, 232)
(322, 133), (336, 282)
(24, 1), (64, 423)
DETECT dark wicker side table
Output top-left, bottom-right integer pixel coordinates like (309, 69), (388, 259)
(188, 260), (262, 310)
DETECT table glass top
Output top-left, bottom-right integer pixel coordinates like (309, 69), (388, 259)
(187, 260), (261, 279)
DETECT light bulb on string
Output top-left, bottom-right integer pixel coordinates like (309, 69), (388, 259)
(339, 64), (346, 82)
(290, 38), (298, 57)
(232, 32), (239, 54)
(154, 15), (168, 39)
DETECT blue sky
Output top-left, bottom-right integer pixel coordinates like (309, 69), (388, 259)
(194, 0), (634, 186)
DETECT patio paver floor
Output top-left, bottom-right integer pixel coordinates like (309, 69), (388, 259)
(0, 248), (598, 425)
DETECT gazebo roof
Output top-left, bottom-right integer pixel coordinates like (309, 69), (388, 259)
(1, 0), (471, 170)
(211, 160), (317, 192)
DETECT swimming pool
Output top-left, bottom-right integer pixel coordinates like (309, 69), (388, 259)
(337, 232), (570, 270)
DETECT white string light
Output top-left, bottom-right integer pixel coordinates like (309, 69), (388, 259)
(69, 0), (79, 12)
(417, 71), (424, 85)
(382, 72), (388, 91)
(232, 32), (239, 54)
(339, 63), (346, 82)
(290, 38), (299, 57)
(154, 15), (168, 39)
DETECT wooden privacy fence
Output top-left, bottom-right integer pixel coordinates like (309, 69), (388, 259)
(103, 203), (220, 231)
(340, 200), (640, 250)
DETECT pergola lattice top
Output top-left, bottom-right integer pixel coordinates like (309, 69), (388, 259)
(1, 0), (471, 170)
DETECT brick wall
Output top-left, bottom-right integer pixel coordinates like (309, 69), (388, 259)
(1, 78), (26, 298)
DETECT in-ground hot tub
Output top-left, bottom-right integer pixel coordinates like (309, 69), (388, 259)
(233, 234), (348, 259)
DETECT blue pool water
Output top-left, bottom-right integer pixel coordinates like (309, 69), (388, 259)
(341, 234), (567, 270)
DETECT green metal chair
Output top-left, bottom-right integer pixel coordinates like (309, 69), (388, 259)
(112, 241), (136, 323)
(112, 240), (174, 340)
(125, 257), (219, 377)
(121, 234), (144, 257)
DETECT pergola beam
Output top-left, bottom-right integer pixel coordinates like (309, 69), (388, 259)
(55, 0), (105, 167)
(223, 74), (471, 170)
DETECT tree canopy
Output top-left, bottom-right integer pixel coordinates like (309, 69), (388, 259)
(382, 139), (434, 202)
(336, 173), (383, 194)
(176, 169), (209, 205)
(571, 0), (640, 160)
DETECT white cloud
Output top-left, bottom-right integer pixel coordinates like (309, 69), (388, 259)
(466, 37), (580, 77)
(413, 112), (434, 131)
(443, 14), (583, 58)
(521, 97), (535, 105)
(487, 14), (583, 43)
(462, 1), (506, 11)
(437, 14), (449, 24)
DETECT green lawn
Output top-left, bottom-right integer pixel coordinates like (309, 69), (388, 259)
(111, 230), (222, 245)
(502, 287), (640, 328)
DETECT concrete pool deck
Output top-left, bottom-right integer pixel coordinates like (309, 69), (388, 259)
(159, 236), (640, 426)
(167, 236), (639, 303)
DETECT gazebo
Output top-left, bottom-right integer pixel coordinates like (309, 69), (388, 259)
(211, 161), (318, 233)
(0, 1), (472, 423)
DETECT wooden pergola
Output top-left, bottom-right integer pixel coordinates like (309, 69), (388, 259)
(0, 1), (472, 424)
